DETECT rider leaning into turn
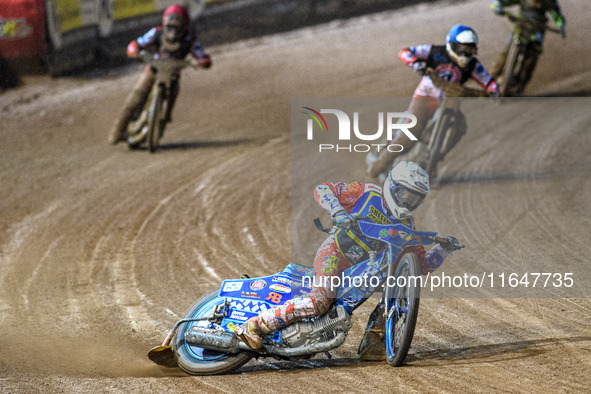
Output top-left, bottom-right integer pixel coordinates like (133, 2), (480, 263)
(108, 5), (212, 145)
(367, 25), (499, 179)
(488, 0), (566, 80)
(236, 161), (458, 360)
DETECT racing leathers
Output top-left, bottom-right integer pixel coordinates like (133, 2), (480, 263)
(108, 27), (211, 144)
(489, 0), (565, 81)
(236, 181), (452, 350)
(367, 45), (498, 178)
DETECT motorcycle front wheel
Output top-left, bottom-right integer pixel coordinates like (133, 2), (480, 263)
(425, 111), (452, 178)
(384, 251), (421, 367)
(172, 290), (254, 375)
(147, 85), (164, 153)
(500, 40), (521, 97)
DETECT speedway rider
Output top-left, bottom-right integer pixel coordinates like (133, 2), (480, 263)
(236, 161), (460, 360)
(109, 5), (212, 145)
(489, 0), (566, 83)
(367, 25), (499, 179)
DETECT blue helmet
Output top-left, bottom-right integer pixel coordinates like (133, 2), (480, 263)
(446, 25), (478, 68)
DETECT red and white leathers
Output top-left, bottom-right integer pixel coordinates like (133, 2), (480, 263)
(129, 27), (211, 67)
(109, 24), (211, 144)
(397, 44), (499, 136)
(237, 181), (451, 348)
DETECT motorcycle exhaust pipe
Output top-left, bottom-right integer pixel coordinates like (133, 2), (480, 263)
(184, 327), (253, 353)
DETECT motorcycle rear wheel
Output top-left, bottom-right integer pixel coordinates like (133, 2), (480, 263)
(172, 290), (254, 375)
(384, 251), (421, 367)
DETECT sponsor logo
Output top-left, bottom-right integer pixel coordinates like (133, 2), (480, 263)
(266, 292), (283, 304)
(269, 284), (291, 294)
(249, 280), (267, 291)
(229, 311), (248, 321)
(0, 18), (32, 39)
(368, 205), (393, 225)
(344, 245), (365, 262)
(321, 255), (339, 274)
(272, 276), (294, 286)
(241, 291), (262, 299)
(222, 281), (243, 292)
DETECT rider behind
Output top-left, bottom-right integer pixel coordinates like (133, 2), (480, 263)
(236, 162), (459, 360)
(108, 5), (212, 145)
(367, 25), (499, 179)
(489, 0), (566, 81)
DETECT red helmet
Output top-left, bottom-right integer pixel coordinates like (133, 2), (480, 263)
(162, 5), (190, 41)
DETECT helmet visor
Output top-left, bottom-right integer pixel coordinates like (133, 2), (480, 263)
(391, 183), (425, 212)
(451, 43), (477, 57)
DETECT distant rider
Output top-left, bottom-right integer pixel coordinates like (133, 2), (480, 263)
(367, 25), (499, 179)
(489, 0), (565, 83)
(108, 5), (212, 145)
(236, 161), (460, 360)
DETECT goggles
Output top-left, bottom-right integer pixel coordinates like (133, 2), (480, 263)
(451, 43), (477, 57)
(391, 183), (426, 212)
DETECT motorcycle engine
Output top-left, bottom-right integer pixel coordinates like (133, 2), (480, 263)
(279, 305), (352, 348)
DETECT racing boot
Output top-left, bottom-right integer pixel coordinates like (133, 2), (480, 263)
(358, 302), (386, 361)
(235, 316), (266, 350)
(108, 70), (154, 144)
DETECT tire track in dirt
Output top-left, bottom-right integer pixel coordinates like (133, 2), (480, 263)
(1, 0), (591, 391)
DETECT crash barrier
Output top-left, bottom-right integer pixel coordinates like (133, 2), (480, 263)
(0, 0), (433, 77)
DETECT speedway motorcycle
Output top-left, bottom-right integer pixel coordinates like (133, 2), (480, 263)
(126, 51), (193, 152)
(496, 11), (562, 97)
(367, 68), (487, 181)
(147, 216), (464, 375)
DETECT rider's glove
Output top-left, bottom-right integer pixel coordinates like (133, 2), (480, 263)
(440, 236), (464, 251)
(331, 209), (354, 230)
(490, 1), (504, 15)
(556, 17), (566, 38)
(197, 55), (212, 69)
(412, 61), (426, 75)
(127, 40), (139, 58)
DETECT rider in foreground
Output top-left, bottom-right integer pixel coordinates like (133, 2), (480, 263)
(236, 161), (459, 360)
(488, 0), (566, 82)
(108, 5), (212, 145)
(367, 25), (499, 179)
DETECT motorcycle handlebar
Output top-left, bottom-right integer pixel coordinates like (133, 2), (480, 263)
(424, 68), (490, 98)
(336, 215), (464, 250)
(503, 11), (561, 34)
(137, 50), (196, 69)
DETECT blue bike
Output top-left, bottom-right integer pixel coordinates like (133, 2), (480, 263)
(148, 217), (463, 375)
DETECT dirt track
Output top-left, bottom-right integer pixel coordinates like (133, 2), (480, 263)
(1, 0), (590, 392)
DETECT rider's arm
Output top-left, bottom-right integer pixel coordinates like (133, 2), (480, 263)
(399, 44), (432, 67)
(549, 1), (565, 29)
(189, 39), (212, 68)
(314, 182), (371, 216)
(470, 61), (499, 95)
(127, 27), (158, 58)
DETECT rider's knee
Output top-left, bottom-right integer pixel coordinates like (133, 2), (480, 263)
(311, 291), (333, 316)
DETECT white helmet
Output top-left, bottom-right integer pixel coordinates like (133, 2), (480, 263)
(446, 25), (478, 68)
(383, 161), (430, 220)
